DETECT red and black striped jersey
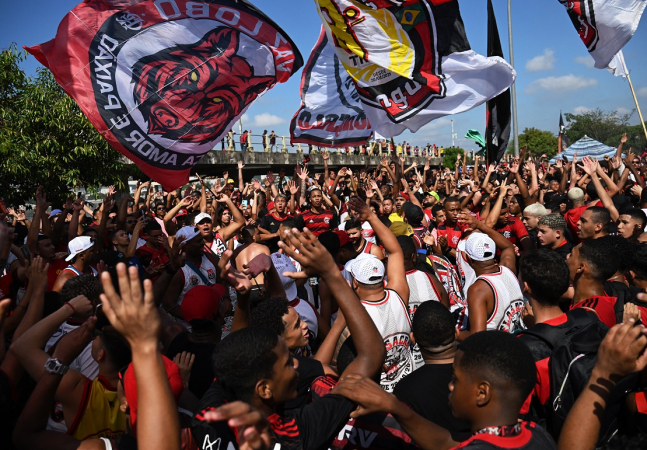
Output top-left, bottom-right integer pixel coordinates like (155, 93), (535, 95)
(570, 295), (619, 329)
(310, 376), (418, 450)
(192, 380), (356, 450)
(296, 209), (335, 236)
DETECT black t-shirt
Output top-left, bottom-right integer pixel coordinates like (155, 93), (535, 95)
(282, 355), (325, 415)
(166, 332), (216, 400)
(311, 376), (419, 450)
(259, 213), (292, 253)
(451, 421), (556, 449)
(192, 380), (356, 450)
(393, 363), (471, 442)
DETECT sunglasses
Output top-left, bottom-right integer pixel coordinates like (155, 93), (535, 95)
(126, 220), (137, 224)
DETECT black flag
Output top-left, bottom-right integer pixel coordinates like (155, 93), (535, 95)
(486, 0), (512, 165)
(559, 112), (569, 151)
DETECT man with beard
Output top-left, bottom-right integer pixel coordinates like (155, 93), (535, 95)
(296, 188), (336, 236)
(258, 193), (291, 252)
(195, 193), (244, 257)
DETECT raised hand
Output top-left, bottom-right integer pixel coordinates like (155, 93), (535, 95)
(35, 186), (46, 209)
(200, 402), (272, 450)
(179, 196), (195, 207)
(322, 152), (329, 161)
(67, 294), (94, 318)
(243, 253), (272, 279)
(223, 171), (229, 182)
(509, 161), (519, 174)
(251, 179), (261, 192)
(457, 212), (481, 232)
(348, 197), (375, 222)
(30, 256), (50, 290)
(238, 160), (245, 169)
(100, 263), (160, 347)
(594, 321), (647, 381)
(173, 351), (196, 389)
(217, 250), (252, 294)
(620, 133), (628, 144)
(579, 156), (599, 176)
(266, 171), (275, 184)
(168, 236), (186, 272)
(287, 180), (299, 195)
(278, 228), (337, 279)
(297, 167), (309, 181)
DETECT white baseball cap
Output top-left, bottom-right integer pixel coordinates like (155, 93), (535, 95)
(350, 254), (385, 285)
(176, 226), (201, 243)
(465, 232), (496, 262)
(194, 212), (212, 225)
(271, 253), (298, 301)
(66, 236), (94, 261)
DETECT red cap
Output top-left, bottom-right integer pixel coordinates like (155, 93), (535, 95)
(267, 201), (275, 211)
(180, 284), (226, 322)
(396, 191), (410, 201)
(123, 355), (184, 430)
(334, 230), (350, 247)
(176, 208), (188, 217)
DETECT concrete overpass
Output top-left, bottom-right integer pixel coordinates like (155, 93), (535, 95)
(192, 150), (446, 177)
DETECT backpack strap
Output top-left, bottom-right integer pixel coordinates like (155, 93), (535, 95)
(184, 261), (213, 287)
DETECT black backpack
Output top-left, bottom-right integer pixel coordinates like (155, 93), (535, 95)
(521, 309), (611, 439)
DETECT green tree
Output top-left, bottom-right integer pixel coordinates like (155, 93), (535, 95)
(0, 45), (139, 206)
(515, 127), (559, 158)
(563, 108), (633, 147)
(442, 147), (465, 169)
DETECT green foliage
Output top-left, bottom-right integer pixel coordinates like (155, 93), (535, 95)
(563, 108), (634, 148)
(0, 44), (140, 206)
(515, 127), (559, 158)
(442, 147), (466, 169)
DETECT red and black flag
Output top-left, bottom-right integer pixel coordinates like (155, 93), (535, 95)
(485, 0), (511, 165)
(558, 0), (646, 69)
(26, 0), (302, 190)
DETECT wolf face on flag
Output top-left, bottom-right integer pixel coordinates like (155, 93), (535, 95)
(26, 0), (302, 190)
(314, 0), (515, 139)
(558, 0), (646, 69)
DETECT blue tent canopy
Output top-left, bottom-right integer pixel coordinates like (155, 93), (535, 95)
(549, 136), (621, 163)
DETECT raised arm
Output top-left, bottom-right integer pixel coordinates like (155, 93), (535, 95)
(349, 198), (409, 303)
(484, 179), (509, 229)
(580, 157), (619, 222)
(27, 186), (46, 255)
(459, 212), (516, 273)
(100, 264), (181, 450)
(238, 160), (245, 193)
(280, 228), (385, 380)
(216, 194), (245, 241)
(558, 321), (647, 450)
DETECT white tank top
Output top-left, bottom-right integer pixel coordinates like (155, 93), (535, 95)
(456, 239), (477, 298)
(361, 289), (414, 392)
(477, 266), (525, 333)
(405, 269), (443, 370)
(178, 255), (218, 305)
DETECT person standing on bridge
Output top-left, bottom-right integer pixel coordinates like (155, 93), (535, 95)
(270, 130), (277, 151)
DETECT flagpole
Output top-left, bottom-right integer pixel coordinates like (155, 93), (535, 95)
(621, 56), (647, 141)
(507, 0), (519, 157)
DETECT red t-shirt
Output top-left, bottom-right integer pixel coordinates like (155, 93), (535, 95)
(564, 205), (588, 244)
(570, 296), (619, 329)
(436, 222), (462, 249)
(495, 217), (529, 246)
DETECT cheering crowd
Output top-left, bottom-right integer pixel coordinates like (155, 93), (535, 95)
(3, 135), (647, 450)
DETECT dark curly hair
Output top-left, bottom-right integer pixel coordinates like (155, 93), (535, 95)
(60, 274), (103, 304)
(250, 297), (289, 336)
(212, 327), (279, 402)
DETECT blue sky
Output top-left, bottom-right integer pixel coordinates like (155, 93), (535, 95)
(2, 0), (646, 152)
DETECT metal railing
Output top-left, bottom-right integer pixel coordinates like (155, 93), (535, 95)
(217, 132), (450, 157)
